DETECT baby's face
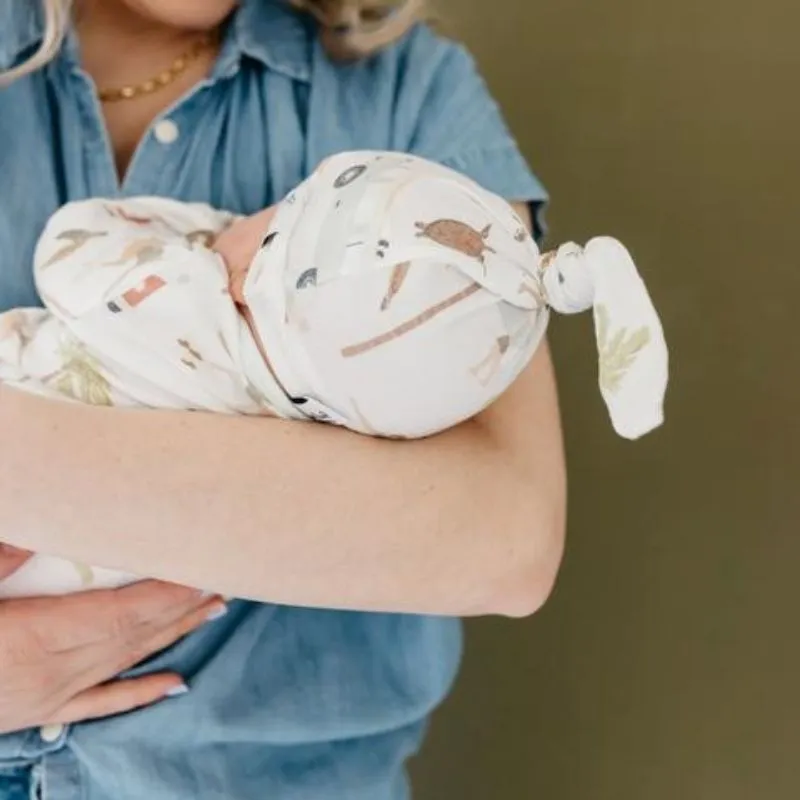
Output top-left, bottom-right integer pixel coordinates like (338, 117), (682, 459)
(214, 205), (278, 304)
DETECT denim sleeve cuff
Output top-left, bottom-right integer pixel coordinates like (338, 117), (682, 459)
(442, 145), (550, 245)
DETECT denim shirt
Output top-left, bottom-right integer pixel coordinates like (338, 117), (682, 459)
(0, 1), (547, 797)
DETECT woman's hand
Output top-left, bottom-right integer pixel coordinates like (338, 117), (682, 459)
(0, 544), (31, 579)
(0, 581), (223, 735)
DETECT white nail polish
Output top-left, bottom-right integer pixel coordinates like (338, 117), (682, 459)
(206, 604), (228, 621)
(165, 683), (189, 697)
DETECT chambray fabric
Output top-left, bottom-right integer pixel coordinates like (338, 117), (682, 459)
(0, 1), (547, 796)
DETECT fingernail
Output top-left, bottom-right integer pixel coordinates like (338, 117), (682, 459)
(165, 683), (190, 697)
(206, 603), (228, 621)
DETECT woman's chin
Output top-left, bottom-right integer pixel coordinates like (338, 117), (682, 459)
(120, 0), (239, 31)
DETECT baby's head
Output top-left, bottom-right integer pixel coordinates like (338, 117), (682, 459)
(229, 152), (668, 439)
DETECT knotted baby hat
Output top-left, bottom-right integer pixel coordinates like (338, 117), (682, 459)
(243, 151), (668, 439)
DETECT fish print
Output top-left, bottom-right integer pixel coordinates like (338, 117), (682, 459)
(105, 204), (156, 225)
(40, 230), (108, 270)
(104, 238), (165, 268)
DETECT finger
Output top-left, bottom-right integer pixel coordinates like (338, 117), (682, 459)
(29, 597), (224, 709)
(0, 544), (32, 580)
(23, 582), (212, 652)
(92, 580), (211, 629)
(73, 596), (226, 691)
(47, 673), (190, 725)
(107, 597), (227, 676)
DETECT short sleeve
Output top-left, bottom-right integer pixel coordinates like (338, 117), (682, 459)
(396, 28), (549, 241)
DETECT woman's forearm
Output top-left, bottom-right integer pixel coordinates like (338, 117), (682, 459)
(0, 341), (565, 617)
(0, 202), (566, 617)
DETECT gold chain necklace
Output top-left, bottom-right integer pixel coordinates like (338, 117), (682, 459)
(97, 34), (216, 103)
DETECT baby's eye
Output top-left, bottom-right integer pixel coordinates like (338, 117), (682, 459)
(261, 231), (279, 249)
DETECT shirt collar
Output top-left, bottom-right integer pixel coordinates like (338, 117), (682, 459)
(0, 0), (313, 82)
(0, 0), (43, 71)
(232, 0), (313, 82)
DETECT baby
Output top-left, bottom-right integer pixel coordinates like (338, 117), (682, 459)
(0, 151), (668, 598)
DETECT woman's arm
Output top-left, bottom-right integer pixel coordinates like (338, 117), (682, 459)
(0, 206), (565, 618)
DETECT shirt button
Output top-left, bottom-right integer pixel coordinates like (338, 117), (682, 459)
(39, 723), (65, 743)
(154, 119), (180, 144)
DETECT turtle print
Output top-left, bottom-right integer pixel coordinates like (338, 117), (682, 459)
(414, 219), (496, 263)
(333, 164), (368, 189)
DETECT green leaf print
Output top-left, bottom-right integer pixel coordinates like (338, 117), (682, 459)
(53, 341), (113, 406)
(74, 562), (95, 587)
(597, 304), (651, 394)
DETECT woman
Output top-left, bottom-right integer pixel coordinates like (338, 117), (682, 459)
(0, 0), (566, 797)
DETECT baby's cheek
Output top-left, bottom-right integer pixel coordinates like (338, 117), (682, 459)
(229, 264), (250, 305)
(213, 226), (242, 263)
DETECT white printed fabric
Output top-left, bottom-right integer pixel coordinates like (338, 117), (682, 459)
(245, 151), (667, 440)
(0, 151), (668, 598)
(0, 197), (285, 597)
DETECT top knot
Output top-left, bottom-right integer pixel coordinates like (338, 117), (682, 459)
(540, 243), (596, 315)
(538, 237), (669, 439)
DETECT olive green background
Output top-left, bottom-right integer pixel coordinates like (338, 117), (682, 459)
(412, 0), (799, 798)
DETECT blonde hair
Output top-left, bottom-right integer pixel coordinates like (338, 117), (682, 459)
(1, 0), (428, 85)
(1, 0), (73, 86)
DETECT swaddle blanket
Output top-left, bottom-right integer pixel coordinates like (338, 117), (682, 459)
(0, 197), (299, 597)
(0, 151), (668, 598)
